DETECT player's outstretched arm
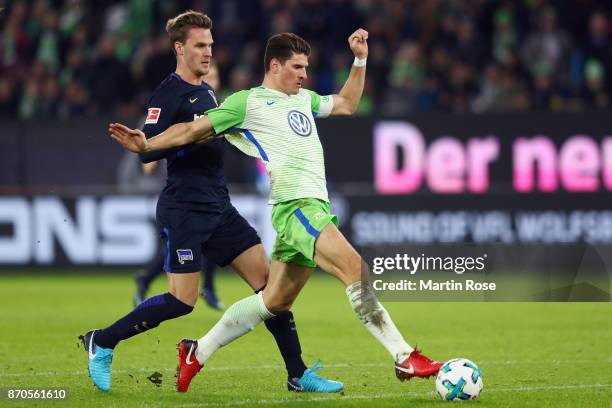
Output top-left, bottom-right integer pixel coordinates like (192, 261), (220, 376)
(109, 116), (215, 153)
(331, 28), (368, 116)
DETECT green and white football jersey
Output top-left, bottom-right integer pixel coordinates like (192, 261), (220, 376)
(206, 86), (334, 204)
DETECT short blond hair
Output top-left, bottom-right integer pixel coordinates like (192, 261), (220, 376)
(166, 10), (212, 46)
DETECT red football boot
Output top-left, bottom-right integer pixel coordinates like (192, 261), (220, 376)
(395, 349), (443, 381)
(176, 339), (203, 392)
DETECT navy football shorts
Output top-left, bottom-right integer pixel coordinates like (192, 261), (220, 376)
(156, 200), (262, 273)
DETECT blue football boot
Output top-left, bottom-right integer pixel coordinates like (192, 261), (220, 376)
(79, 330), (113, 392)
(200, 287), (224, 311)
(287, 360), (344, 393)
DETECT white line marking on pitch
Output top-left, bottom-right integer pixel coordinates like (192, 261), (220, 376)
(0, 357), (612, 378)
(170, 384), (612, 407)
(1, 358), (610, 378)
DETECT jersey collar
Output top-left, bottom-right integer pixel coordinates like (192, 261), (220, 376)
(172, 72), (207, 88)
(258, 86), (293, 98)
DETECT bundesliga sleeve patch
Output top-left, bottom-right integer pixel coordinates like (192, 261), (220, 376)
(145, 107), (161, 124)
(318, 95), (334, 118)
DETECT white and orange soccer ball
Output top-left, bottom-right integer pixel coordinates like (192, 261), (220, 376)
(435, 358), (483, 401)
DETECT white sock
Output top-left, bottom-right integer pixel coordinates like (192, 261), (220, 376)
(346, 280), (413, 362)
(196, 292), (274, 365)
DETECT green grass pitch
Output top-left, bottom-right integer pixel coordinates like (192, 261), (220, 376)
(0, 271), (611, 407)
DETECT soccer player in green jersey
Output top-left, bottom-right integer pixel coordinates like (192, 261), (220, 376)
(110, 28), (443, 392)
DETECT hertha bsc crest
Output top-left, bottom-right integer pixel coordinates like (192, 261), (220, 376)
(176, 249), (194, 264)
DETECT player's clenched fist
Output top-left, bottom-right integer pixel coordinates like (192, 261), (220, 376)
(109, 123), (148, 153)
(348, 28), (368, 59)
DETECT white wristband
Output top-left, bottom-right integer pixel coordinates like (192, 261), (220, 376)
(353, 56), (367, 67)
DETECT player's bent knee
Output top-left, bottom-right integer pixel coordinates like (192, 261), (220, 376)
(231, 248), (269, 290)
(170, 289), (198, 307)
(160, 292), (195, 319)
(249, 264), (269, 288)
(263, 295), (293, 314)
(267, 302), (292, 314)
(337, 253), (363, 284)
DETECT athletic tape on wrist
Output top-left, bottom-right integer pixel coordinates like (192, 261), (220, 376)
(353, 57), (367, 67)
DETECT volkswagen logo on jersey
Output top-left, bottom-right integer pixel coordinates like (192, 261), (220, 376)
(287, 110), (312, 137)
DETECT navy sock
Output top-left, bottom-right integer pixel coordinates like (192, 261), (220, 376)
(264, 311), (308, 379)
(139, 250), (165, 288)
(95, 293), (193, 349)
(202, 258), (215, 291)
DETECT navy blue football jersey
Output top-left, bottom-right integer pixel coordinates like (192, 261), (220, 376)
(139, 72), (228, 206)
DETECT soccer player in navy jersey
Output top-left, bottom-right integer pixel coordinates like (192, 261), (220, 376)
(133, 63), (223, 310)
(81, 10), (341, 394)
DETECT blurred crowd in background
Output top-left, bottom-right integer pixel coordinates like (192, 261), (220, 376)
(1, 0), (612, 120)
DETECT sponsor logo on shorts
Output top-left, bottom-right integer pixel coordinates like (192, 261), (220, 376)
(176, 249), (194, 264)
(145, 107), (161, 124)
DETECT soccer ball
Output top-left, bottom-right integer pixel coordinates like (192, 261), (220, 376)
(435, 358), (483, 401)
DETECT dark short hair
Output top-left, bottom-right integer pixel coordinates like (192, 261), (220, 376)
(166, 10), (212, 46)
(264, 33), (311, 72)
